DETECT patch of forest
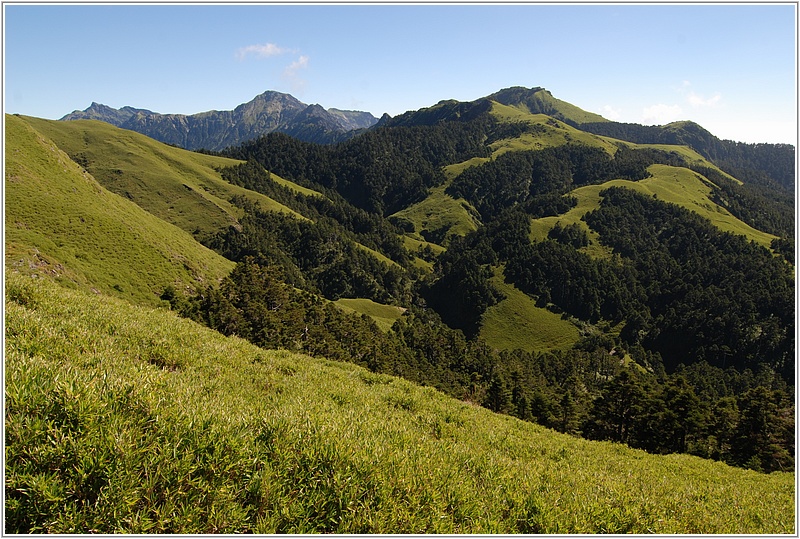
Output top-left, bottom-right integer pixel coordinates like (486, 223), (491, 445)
(220, 117), (492, 215)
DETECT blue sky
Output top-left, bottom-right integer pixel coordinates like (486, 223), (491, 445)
(4, 3), (797, 144)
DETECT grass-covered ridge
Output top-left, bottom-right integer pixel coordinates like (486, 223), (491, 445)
(5, 114), (233, 305)
(18, 116), (301, 240)
(5, 272), (794, 534)
(389, 185), (481, 247)
(334, 297), (406, 332)
(488, 103), (619, 157)
(529, 165), (776, 251)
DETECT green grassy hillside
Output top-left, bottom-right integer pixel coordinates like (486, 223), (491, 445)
(5, 114), (234, 305)
(334, 298), (406, 332)
(480, 268), (580, 352)
(6, 271), (794, 534)
(389, 185), (481, 247)
(18, 116), (301, 240)
(530, 164), (776, 251)
(489, 87), (608, 125)
(489, 103), (619, 157)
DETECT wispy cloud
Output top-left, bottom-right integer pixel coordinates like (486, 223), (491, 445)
(282, 55), (310, 93)
(601, 104), (621, 121)
(687, 91), (722, 108)
(639, 80), (723, 125)
(283, 55), (309, 77)
(678, 80), (722, 108)
(235, 42), (292, 61)
(641, 103), (684, 125)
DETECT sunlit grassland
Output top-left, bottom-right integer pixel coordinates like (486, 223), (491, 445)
(522, 89), (609, 124)
(270, 172), (328, 199)
(353, 242), (402, 269)
(395, 103), (733, 250)
(334, 298), (406, 332)
(626, 141), (742, 184)
(389, 185), (480, 246)
(400, 235), (444, 271)
(6, 272), (794, 534)
(480, 267), (580, 352)
(401, 235), (446, 256)
(19, 116), (302, 238)
(488, 103), (619, 157)
(442, 156), (492, 181)
(490, 90), (607, 125)
(529, 165), (776, 255)
(5, 115), (233, 306)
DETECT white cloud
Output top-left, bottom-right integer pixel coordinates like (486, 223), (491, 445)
(601, 104), (621, 121)
(641, 103), (684, 125)
(677, 80), (722, 109)
(282, 55), (310, 93)
(235, 43), (291, 61)
(283, 55), (309, 76)
(687, 91), (722, 108)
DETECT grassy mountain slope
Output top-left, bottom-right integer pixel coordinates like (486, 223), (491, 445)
(480, 268), (580, 352)
(21, 116), (405, 274)
(413, 101), (783, 351)
(389, 185), (481, 247)
(334, 298), (406, 332)
(488, 87), (608, 125)
(488, 103), (619, 156)
(5, 114), (233, 306)
(529, 164), (776, 251)
(391, 100), (765, 258)
(18, 116), (302, 240)
(6, 271), (794, 534)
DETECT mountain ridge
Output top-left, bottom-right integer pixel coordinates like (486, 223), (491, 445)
(61, 90), (379, 150)
(61, 85), (795, 194)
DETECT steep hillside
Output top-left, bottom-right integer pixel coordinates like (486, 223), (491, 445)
(579, 118), (795, 191)
(19, 116), (301, 241)
(6, 271), (794, 533)
(61, 90), (378, 149)
(5, 114), (234, 305)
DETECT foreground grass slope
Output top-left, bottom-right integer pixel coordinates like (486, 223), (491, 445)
(6, 272), (794, 534)
(5, 114), (233, 305)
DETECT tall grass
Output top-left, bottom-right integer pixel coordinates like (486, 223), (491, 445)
(6, 272), (795, 534)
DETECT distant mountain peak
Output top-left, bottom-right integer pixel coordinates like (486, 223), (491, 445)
(60, 91), (379, 149)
